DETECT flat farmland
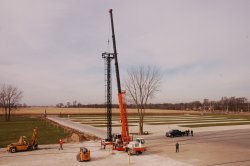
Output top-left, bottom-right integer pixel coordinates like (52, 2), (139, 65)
(4, 107), (250, 130)
(1, 107), (201, 115)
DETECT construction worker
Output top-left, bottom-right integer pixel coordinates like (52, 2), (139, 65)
(59, 139), (63, 150)
(176, 142), (179, 153)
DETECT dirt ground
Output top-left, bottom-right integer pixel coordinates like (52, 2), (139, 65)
(1, 116), (250, 166)
(0, 141), (188, 166)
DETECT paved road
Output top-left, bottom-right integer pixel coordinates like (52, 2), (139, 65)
(47, 116), (107, 139)
(0, 142), (189, 166)
(146, 129), (250, 166)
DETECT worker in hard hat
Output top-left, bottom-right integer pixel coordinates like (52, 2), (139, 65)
(59, 139), (63, 150)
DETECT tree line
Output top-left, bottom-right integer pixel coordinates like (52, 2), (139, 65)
(56, 96), (249, 112)
(145, 97), (249, 112)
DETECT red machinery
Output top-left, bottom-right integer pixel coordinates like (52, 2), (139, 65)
(107, 9), (131, 150)
(102, 9), (146, 154)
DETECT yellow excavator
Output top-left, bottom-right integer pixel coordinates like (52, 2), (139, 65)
(6, 128), (38, 153)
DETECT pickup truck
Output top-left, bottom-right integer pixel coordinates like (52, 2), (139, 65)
(165, 129), (186, 137)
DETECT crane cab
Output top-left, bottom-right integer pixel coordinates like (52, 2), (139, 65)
(126, 138), (146, 155)
(136, 138), (145, 145)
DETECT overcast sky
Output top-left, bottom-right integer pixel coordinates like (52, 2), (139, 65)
(0, 0), (249, 105)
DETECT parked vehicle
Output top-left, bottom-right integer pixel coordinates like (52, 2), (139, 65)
(166, 129), (185, 137)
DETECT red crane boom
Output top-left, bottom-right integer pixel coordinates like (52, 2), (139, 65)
(109, 9), (131, 146)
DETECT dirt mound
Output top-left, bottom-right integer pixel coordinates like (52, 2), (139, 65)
(44, 118), (100, 143)
(65, 132), (99, 142)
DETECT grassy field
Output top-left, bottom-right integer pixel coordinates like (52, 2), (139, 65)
(0, 116), (71, 148)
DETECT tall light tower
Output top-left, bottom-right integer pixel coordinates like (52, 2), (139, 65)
(102, 52), (114, 141)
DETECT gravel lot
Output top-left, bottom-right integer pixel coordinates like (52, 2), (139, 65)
(0, 141), (189, 166)
(146, 129), (250, 166)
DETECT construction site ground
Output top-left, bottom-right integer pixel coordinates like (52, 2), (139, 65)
(1, 116), (250, 166)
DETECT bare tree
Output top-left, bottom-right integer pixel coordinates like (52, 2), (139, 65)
(0, 84), (23, 121)
(72, 100), (78, 107)
(125, 66), (161, 135)
(56, 103), (64, 108)
(66, 101), (71, 108)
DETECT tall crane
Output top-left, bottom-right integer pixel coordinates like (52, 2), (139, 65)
(109, 9), (146, 154)
(102, 9), (146, 154)
(109, 9), (130, 146)
(101, 9), (130, 150)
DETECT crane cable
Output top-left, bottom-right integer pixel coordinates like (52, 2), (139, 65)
(106, 14), (111, 53)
